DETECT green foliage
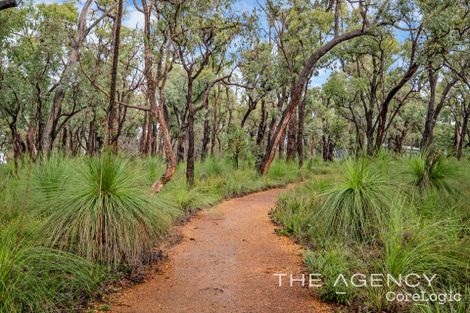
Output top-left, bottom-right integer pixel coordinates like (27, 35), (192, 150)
(304, 246), (353, 304)
(37, 154), (172, 267)
(312, 158), (394, 241)
(224, 127), (250, 169)
(0, 224), (108, 313)
(407, 152), (457, 192)
(273, 157), (470, 312)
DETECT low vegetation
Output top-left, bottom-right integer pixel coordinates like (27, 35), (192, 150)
(272, 153), (470, 313)
(0, 155), (305, 312)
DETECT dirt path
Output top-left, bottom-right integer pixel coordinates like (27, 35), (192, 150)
(110, 186), (332, 313)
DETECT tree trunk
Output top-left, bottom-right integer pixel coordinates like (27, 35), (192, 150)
(257, 27), (369, 175)
(201, 93), (211, 160)
(297, 90), (307, 167)
(140, 0), (176, 193)
(456, 112), (469, 160)
(210, 89), (218, 156)
(139, 111), (149, 154)
(286, 106), (298, 161)
(186, 111), (195, 187)
(256, 99), (267, 148)
(86, 117), (96, 155)
(42, 0), (94, 154)
(374, 63), (418, 153)
(106, 0), (123, 153)
(422, 67), (459, 149)
(0, 0), (17, 11)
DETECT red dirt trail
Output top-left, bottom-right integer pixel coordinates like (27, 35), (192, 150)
(110, 186), (332, 313)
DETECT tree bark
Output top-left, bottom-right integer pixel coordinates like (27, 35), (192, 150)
(41, 0), (95, 154)
(140, 0), (176, 193)
(0, 0), (17, 11)
(421, 66), (459, 149)
(456, 111), (469, 160)
(201, 102), (211, 161)
(297, 89), (307, 167)
(257, 28), (369, 175)
(286, 106), (298, 161)
(106, 0), (123, 153)
(256, 99), (267, 148)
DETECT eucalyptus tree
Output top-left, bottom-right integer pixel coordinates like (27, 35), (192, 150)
(256, 0), (393, 175)
(420, 0), (469, 149)
(41, 0), (112, 154)
(1, 1), (84, 161)
(106, 0), (124, 152)
(171, 0), (241, 187)
(339, 24), (422, 155)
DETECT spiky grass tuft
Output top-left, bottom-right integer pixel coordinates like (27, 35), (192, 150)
(0, 224), (108, 313)
(312, 158), (395, 241)
(407, 151), (457, 192)
(38, 154), (171, 267)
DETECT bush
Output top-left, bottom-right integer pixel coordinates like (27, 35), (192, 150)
(37, 154), (172, 267)
(0, 225), (108, 313)
(312, 158), (395, 241)
(304, 246), (354, 304)
(407, 152), (457, 193)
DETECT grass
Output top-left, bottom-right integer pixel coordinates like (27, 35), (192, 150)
(312, 158), (396, 241)
(272, 153), (470, 313)
(37, 154), (173, 267)
(0, 224), (109, 313)
(406, 151), (457, 193)
(0, 154), (308, 311)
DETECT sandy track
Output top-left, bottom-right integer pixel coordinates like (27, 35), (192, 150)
(110, 186), (332, 313)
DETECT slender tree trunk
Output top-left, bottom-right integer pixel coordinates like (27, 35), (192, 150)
(257, 27), (369, 175)
(421, 67), (459, 149)
(256, 99), (267, 148)
(26, 124), (37, 161)
(201, 93), (211, 160)
(107, 0), (123, 153)
(286, 106), (298, 161)
(61, 127), (68, 153)
(210, 89), (218, 156)
(421, 64), (438, 149)
(456, 112), (469, 160)
(86, 117), (96, 155)
(140, 0), (176, 193)
(185, 74), (198, 187)
(140, 111), (149, 154)
(297, 90), (307, 167)
(176, 131), (185, 163)
(42, 0), (95, 154)
(186, 110), (195, 187)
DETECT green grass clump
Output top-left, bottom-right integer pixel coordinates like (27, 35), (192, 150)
(37, 154), (172, 267)
(273, 156), (469, 313)
(0, 225), (108, 313)
(312, 158), (394, 241)
(0, 154), (308, 311)
(304, 245), (354, 304)
(407, 152), (457, 193)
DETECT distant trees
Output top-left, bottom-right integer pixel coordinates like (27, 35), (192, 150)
(0, 0), (468, 186)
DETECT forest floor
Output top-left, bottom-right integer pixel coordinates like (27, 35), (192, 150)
(107, 185), (332, 313)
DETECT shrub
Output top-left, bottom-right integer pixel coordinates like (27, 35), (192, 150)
(304, 246), (354, 304)
(407, 152), (456, 192)
(312, 158), (394, 241)
(38, 154), (171, 267)
(0, 225), (108, 313)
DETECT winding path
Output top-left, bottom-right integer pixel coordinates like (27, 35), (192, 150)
(110, 186), (331, 313)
